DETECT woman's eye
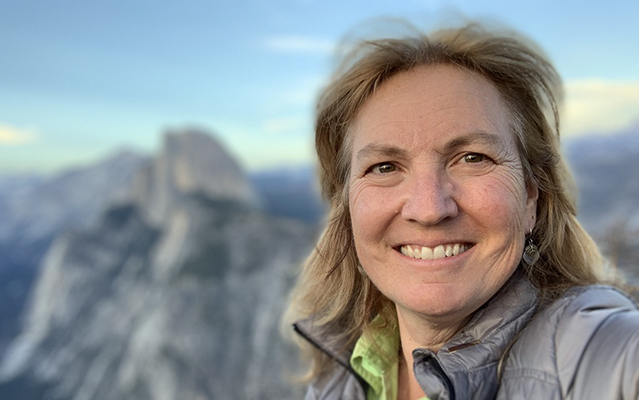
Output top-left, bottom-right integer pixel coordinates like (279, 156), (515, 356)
(371, 162), (396, 174)
(462, 153), (486, 163)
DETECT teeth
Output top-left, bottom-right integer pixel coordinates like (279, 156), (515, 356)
(445, 245), (453, 257)
(421, 246), (433, 260)
(400, 243), (470, 260)
(402, 246), (413, 257)
(433, 245), (445, 259)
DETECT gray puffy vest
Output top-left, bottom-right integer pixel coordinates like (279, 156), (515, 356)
(295, 274), (639, 400)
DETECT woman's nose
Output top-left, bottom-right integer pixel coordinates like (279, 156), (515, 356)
(399, 168), (459, 226)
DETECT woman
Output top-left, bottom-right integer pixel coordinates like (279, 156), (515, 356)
(286, 22), (639, 400)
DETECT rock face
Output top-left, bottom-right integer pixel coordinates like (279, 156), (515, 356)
(0, 150), (149, 358)
(130, 129), (258, 226)
(0, 150), (149, 250)
(0, 129), (313, 400)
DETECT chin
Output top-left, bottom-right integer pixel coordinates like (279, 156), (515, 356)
(394, 285), (481, 322)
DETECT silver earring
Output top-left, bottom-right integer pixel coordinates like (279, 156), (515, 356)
(523, 229), (539, 266)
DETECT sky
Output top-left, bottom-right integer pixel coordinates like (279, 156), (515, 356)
(1, 0), (639, 175)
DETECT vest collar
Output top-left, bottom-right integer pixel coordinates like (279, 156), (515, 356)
(294, 270), (540, 400)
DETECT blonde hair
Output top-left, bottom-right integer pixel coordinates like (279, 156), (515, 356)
(286, 22), (607, 380)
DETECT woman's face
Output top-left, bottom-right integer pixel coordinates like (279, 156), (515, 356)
(348, 65), (538, 325)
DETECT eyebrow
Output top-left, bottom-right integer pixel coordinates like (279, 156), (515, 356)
(355, 131), (507, 162)
(441, 131), (507, 154)
(355, 143), (408, 162)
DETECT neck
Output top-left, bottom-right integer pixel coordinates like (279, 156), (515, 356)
(396, 306), (469, 353)
(398, 353), (426, 400)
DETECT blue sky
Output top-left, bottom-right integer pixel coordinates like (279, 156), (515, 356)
(2, 0), (639, 174)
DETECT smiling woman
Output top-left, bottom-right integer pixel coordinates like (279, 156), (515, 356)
(285, 22), (639, 400)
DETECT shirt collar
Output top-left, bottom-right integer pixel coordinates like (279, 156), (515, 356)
(350, 315), (399, 399)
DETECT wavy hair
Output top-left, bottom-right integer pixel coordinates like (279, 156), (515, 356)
(285, 21), (608, 380)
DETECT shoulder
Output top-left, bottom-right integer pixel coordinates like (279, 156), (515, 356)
(500, 285), (639, 399)
(534, 285), (639, 357)
(535, 285), (638, 339)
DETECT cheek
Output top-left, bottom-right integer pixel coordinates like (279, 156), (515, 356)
(349, 183), (397, 244)
(349, 183), (371, 239)
(467, 173), (529, 231)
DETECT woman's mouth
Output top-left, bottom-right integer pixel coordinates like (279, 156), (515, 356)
(398, 243), (473, 260)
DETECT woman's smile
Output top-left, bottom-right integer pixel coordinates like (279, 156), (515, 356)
(397, 243), (473, 260)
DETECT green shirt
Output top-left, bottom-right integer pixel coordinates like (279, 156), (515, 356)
(350, 317), (429, 400)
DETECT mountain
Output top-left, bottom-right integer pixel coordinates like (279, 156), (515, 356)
(0, 150), (150, 250)
(0, 150), (150, 357)
(129, 128), (259, 225)
(0, 129), (314, 400)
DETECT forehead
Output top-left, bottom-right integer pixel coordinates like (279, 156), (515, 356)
(350, 65), (515, 154)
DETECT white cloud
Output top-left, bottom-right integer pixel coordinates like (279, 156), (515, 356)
(563, 79), (639, 137)
(0, 125), (38, 145)
(263, 35), (336, 55)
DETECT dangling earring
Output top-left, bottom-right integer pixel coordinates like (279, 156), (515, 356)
(523, 228), (539, 266)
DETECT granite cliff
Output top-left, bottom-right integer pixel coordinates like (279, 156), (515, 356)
(0, 129), (313, 400)
(0, 151), (149, 357)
